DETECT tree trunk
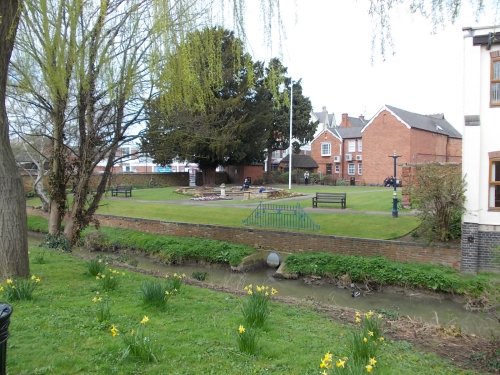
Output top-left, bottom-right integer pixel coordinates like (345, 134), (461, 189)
(0, 0), (30, 278)
(266, 149), (273, 173)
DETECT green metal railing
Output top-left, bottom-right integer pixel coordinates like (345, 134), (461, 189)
(242, 203), (320, 231)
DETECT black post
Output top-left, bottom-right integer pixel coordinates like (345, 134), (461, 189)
(0, 304), (12, 375)
(389, 152), (401, 218)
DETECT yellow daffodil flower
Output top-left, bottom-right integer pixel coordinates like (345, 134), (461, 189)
(6, 278), (13, 285)
(0, 286), (3, 292)
(379, 337), (385, 342)
(366, 364), (373, 373)
(336, 359), (346, 368)
(238, 325), (245, 334)
(271, 288), (278, 295)
(363, 337), (368, 343)
(368, 330), (374, 336)
(355, 316), (362, 323)
(365, 310), (374, 318)
(369, 357), (377, 366)
(110, 324), (119, 337)
(140, 316), (149, 324)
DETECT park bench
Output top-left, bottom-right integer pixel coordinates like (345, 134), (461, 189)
(312, 192), (346, 209)
(110, 185), (132, 198)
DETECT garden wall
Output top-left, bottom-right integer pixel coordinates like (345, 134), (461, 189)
(94, 214), (461, 269)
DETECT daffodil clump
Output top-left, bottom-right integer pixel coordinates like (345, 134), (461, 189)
(96, 268), (124, 291)
(236, 324), (257, 355)
(165, 272), (186, 292)
(92, 292), (111, 323)
(139, 275), (183, 310)
(241, 284), (277, 328)
(319, 310), (385, 374)
(113, 316), (157, 363)
(0, 275), (41, 301)
(86, 258), (106, 277)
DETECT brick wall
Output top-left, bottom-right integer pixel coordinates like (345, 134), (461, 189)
(101, 173), (189, 188)
(462, 222), (500, 272)
(362, 110), (411, 185)
(94, 214), (461, 269)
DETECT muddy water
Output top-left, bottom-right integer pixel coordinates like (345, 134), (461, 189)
(75, 248), (499, 337)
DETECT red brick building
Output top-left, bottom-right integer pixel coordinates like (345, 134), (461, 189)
(361, 105), (462, 185)
(310, 105), (461, 185)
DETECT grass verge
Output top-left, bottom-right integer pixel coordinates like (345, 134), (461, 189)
(1, 243), (486, 374)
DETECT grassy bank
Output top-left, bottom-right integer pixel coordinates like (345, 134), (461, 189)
(284, 253), (494, 297)
(2, 243), (486, 374)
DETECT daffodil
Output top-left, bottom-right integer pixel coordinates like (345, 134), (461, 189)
(379, 337), (385, 342)
(336, 358), (346, 368)
(271, 288), (278, 295)
(363, 337), (368, 343)
(238, 325), (245, 334)
(368, 330), (374, 336)
(6, 278), (13, 285)
(365, 310), (374, 319)
(365, 364), (373, 373)
(110, 324), (119, 337)
(369, 357), (377, 366)
(355, 316), (362, 323)
(0, 286), (4, 292)
(140, 316), (149, 324)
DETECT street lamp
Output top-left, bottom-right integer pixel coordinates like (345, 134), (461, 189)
(389, 151), (401, 218)
(288, 81), (293, 190)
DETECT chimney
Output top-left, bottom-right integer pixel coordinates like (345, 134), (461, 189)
(322, 106), (328, 130)
(359, 114), (365, 122)
(341, 113), (350, 128)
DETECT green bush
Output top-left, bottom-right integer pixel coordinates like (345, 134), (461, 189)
(40, 233), (71, 252)
(284, 252), (490, 296)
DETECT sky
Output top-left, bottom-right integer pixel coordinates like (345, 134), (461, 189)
(242, 0), (499, 133)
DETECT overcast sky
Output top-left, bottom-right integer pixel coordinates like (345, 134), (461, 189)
(242, 0), (499, 132)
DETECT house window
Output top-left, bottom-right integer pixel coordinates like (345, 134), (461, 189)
(321, 143), (331, 156)
(357, 140), (363, 152)
(492, 54), (500, 107)
(335, 164), (340, 173)
(348, 163), (355, 175)
(357, 163), (363, 175)
(326, 163), (332, 175)
(348, 140), (355, 152)
(489, 158), (500, 209)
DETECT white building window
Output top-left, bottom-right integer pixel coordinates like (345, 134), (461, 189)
(492, 54), (500, 107)
(348, 140), (355, 152)
(321, 143), (331, 156)
(357, 140), (363, 152)
(489, 158), (500, 209)
(357, 163), (363, 175)
(335, 164), (340, 173)
(348, 163), (355, 175)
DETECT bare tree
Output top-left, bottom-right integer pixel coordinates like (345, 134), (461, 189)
(0, 0), (30, 278)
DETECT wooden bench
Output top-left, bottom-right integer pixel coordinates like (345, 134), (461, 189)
(312, 192), (346, 209)
(110, 185), (132, 197)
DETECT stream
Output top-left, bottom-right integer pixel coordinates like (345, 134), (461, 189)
(72, 247), (500, 338)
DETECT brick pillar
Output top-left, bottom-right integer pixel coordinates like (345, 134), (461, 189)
(461, 222), (479, 273)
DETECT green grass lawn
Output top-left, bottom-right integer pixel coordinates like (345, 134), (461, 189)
(3, 243), (482, 375)
(26, 186), (420, 239)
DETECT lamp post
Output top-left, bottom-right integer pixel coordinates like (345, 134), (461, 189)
(389, 151), (401, 218)
(288, 81), (293, 190)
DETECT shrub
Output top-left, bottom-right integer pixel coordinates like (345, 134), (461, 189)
(411, 163), (465, 242)
(40, 233), (71, 252)
(83, 231), (111, 252)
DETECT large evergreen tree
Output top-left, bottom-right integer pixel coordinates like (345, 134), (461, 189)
(262, 59), (317, 172)
(142, 28), (269, 185)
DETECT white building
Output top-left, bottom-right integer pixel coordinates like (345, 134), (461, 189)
(461, 26), (500, 272)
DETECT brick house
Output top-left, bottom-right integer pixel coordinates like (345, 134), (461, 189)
(461, 26), (500, 273)
(310, 112), (366, 182)
(360, 105), (462, 185)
